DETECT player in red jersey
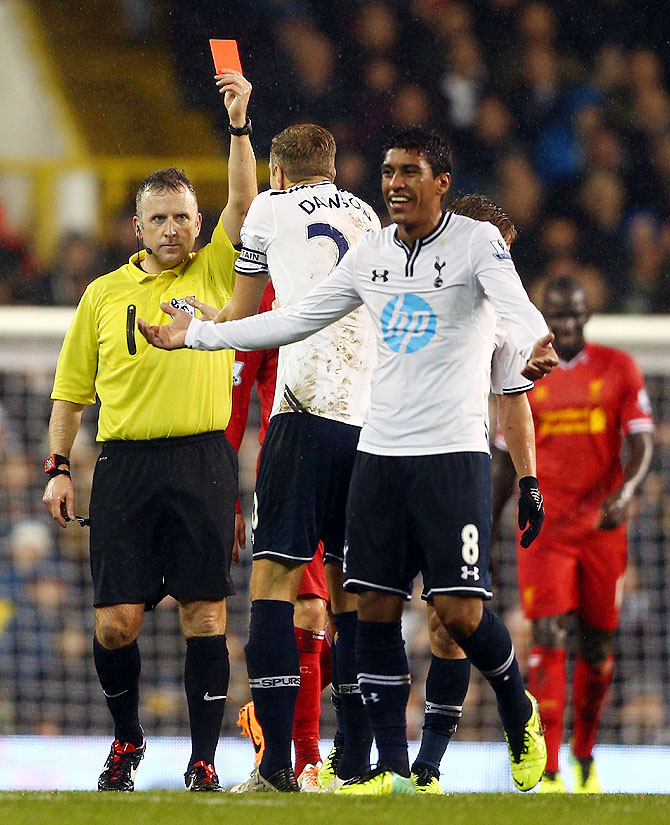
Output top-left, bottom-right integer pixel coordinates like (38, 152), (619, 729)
(492, 275), (654, 793)
(224, 280), (330, 789)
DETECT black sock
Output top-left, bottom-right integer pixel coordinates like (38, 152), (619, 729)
(93, 636), (142, 746)
(185, 634), (230, 771)
(412, 655), (471, 775)
(456, 609), (531, 734)
(333, 611), (372, 779)
(356, 619), (410, 777)
(329, 631), (344, 749)
(244, 599), (299, 778)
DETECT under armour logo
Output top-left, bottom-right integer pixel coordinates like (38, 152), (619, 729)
(363, 692), (380, 704)
(461, 565), (480, 581)
(434, 257), (446, 287)
(372, 268), (389, 282)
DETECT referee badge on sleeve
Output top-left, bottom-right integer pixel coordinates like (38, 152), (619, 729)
(170, 296), (197, 317)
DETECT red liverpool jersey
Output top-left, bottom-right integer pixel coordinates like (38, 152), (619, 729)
(523, 342), (653, 538)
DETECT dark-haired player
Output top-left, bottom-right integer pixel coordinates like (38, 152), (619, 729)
(138, 127), (557, 795)
(409, 193), (544, 793)
(42, 71), (256, 792)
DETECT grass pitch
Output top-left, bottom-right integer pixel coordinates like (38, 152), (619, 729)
(0, 791), (668, 825)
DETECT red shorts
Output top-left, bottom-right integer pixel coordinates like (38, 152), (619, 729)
(516, 524), (627, 632)
(298, 541), (329, 601)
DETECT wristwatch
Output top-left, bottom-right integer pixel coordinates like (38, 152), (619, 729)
(44, 453), (71, 477)
(228, 116), (252, 136)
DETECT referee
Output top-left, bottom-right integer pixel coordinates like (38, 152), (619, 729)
(42, 71), (256, 792)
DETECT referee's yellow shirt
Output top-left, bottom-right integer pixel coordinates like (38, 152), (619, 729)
(52, 217), (237, 442)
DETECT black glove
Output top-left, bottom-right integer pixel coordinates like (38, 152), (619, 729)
(518, 476), (544, 548)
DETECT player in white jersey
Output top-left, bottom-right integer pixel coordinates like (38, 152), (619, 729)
(189, 125), (380, 792)
(234, 150), (379, 425)
(138, 128), (557, 795)
(411, 194), (544, 794)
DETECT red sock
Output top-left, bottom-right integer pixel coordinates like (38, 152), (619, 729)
(293, 627), (324, 776)
(527, 645), (566, 774)
(572, 654), (613, 759)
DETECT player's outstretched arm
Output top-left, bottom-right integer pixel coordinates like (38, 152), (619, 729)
(186, 296), (220, 321)
(522, 332), (557, 380)
(187, 273), (269, 323)
(137, 303), (193, 350)
(217, 274), (269, 321)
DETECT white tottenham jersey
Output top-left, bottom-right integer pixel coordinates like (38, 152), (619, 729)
(234, 181), (381, 426)
(187, 212), (549, 456)
(490, 322), (534, 396)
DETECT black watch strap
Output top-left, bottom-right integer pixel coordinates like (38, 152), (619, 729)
(228, 116), (252, 136)
(47, 468), (71, 480)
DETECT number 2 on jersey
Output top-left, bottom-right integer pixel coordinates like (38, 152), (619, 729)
(306, 222), (350, 266)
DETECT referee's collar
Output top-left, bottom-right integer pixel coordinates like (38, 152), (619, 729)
(392, 210), (452, 251)
(127, 250), (194, 282)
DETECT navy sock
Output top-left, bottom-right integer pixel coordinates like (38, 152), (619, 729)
(413, 655), (471, 775)
(356, 619), (410, 777)
(244, 599), (299, 778)
(329, 630), (344, 749)
(333, 611), (372, 778)
(456, 609), (531, 734)
(184, 634), (230, 770)
(93, 637), (142, 746)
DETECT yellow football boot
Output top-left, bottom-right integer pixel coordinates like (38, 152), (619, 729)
(504, 691), (547, 792)
(537, 771), (566, 793)
(317, 741), (342, 789)
(572, 755), (602, 793)
(336, 767), (417, 795)
(411, 766), (445, 794)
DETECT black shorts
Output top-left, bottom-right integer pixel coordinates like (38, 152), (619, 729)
(251, 412), (360, 564)
(89, 431), (237, 608)
(343, 451), (493, 600)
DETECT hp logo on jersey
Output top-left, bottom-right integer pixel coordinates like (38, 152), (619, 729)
(381, 294), (437, 353)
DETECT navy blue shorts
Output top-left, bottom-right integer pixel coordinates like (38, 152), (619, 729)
(89, 431), (237, 608)
(251, 412), (360, 564)
(343, 451), (493, 600)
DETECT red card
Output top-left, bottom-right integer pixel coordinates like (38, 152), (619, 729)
(209, 39), (243, 74)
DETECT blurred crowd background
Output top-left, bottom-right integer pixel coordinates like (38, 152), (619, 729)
(4, 0), (670, 313)
(0, 0), (669, 755)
